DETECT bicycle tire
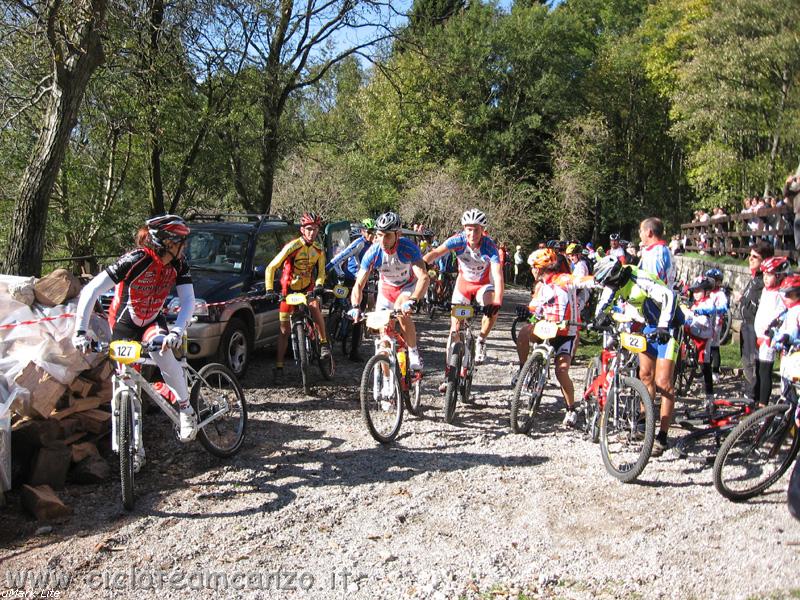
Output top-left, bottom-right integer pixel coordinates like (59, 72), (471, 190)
(406, 371), (423, 416)
(327, 308), (342, 343)
(294, 321), (310, 394)
(445, 350), (462, 424)
(599, 376), (655, 483)
(510, 352), (546, 434)
(461, 336), (476, 405)
(340, 318), (357, 357)
(360, 354), (403, 443)
(583, 356), (601, 443)
(118, 391), (135, 511)
(720, 313), (732, 346)
(191, 363), (248, 458)
(713, 403), (800, 501)
(511, 316), (526, 344)
(675, 347), (698, 397)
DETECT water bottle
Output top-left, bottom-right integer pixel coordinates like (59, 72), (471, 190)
(398, 350), (407, 377)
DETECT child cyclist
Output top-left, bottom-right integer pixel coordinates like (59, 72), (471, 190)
(753, 257), (791, 407)
(514, 248), (592, 427)
(772, 275), (800, 427)
(72, 215), (197, 472)
(704, 268), (728, 381)
(683, 276), (717, 402)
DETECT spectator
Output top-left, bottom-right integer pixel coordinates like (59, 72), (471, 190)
(734, 240), (774, 401)
(513, 245), (525, 285)
(669, 234), (683, 255)
(786, 174), (800, 256)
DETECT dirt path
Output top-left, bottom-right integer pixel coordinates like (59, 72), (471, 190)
(2, 287), (799, 599)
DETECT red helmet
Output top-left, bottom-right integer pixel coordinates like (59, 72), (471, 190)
(146, 214), (190, 249)
(780, 274), (800, 295)
(300, 212), (322, 227)
(760, 256), (791, 275)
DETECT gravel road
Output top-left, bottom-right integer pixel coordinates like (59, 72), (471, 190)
(2, 287), (799, 599)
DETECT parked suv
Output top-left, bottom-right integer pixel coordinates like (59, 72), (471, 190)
(167, 213), (296, 377)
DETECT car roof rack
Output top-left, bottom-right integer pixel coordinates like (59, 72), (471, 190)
(186, 212), (291, 226)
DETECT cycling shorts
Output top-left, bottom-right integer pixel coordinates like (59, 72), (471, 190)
(452, 277), (494, 307)
(550, 335), (576, 357)
(279, 284), (316, 323)
(111, 313), (168, 343)
(643, 325), (679, 362)
(377, 280), (416, 311)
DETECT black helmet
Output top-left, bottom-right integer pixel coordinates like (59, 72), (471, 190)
(146, 214), (190, 249)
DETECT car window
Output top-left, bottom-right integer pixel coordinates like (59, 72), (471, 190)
(276, 229), (297, 248)
(186, 230), (249, 273)
(253, 231), (280, 267)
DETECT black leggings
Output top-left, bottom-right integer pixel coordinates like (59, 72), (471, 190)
(754, 359), (774, 406)
(711, 346), (721, 374)
(702, 363), (713, 396)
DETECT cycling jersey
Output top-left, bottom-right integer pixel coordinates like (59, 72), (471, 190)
(570, 259), (591, 314)
(359, 237), (422, 288)
(528, 272), (589, 337)
(709, 288), (729, 347)
(685, 296), (714, 364)
(595, 266), (681, 330)
(754, 287), (786, 360)
(266, 237), (325, 295)
(638, 241), (675, 286)
(443, 232), (500, 284)
(326, 236), (371, 280)
(608, 246), (627, 263)
(776, 300), (800, 343)
(106, 247), (192, 328)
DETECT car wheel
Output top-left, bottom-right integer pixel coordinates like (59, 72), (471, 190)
(217, 317), (251, 377)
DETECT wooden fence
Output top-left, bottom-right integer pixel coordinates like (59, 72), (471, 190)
(680, 206), (795, 259)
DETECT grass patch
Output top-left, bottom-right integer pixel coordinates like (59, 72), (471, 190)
(682, 252), (748, 267)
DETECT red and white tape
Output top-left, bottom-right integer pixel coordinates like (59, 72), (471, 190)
(0, 313), (76, 331)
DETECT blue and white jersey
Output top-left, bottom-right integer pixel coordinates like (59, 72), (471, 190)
(359, 237), (422, 288)
(710, 288), (729, 346)
(443, 232), (500, 283)
(638, 242), (675, 287)
(326, 236), (371, 279)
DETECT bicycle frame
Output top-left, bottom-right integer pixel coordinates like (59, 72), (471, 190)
(368, 312), (416, 393)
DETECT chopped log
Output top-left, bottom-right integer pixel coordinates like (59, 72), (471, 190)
(62, 431), (87, 446)
(75, 409), (111, 434)
(49, 396), (105, 420)
(33, 269), (82, 307)
(28, 442), (72, 489)
(69, 377), (94, 399)
(21, 484), (72, 520)
(70, 441), (99, 463)
(71, 455), (110, 484)
(12, 363), (68, 419)
(83, 359), (114, 383)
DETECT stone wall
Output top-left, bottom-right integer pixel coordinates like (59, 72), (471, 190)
(674, 255), (750, 331)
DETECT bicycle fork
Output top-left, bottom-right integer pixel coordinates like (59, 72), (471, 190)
(111, 374), (143, 455)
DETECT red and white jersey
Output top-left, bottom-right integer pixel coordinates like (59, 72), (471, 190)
(106, 247), (192, 328)
(528, 273), (588, 336)
(754, 287), (786, 361)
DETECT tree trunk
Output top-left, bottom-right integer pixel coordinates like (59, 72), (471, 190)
(147, 0), (166, 216)
(1, 1), (106, 276)
(764, 68), (790, 197)
(258, 107), (280, 215)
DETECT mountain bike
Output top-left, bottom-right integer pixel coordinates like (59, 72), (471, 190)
(102, 335), (247, 510)
(582, 314), (656, 482)
(285, 291), (335, 395)
(510, 304), (529, 344)
(426, 269), (455, 320)
(713, 351), (800, 501)
(359, 309), (423, 443)
(673, 333), (700, 398)
(443, 303), (479, 424)
(326, 283), (359, 357)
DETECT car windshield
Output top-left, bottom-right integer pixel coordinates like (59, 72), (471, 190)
(186, 230), (249, 273)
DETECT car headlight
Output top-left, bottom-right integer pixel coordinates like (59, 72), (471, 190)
(167, 297), (209, 317)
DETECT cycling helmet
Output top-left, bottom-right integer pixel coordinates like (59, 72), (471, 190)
(688, 276), (714, 293)
(361, 218), (376, 230)
(461, 208), (488, 227)
(300, 212), (322, 227)
(780, 274), (800, 295)
(146, 214), (190, 249)
(760, 256), (791, 275)
(609, 233), (620, 241)
(528, 248), (557, 269)
(704, 268), (723, 282)
(545, 239), (560, 249)
(593, 255), (625, 286)
(375, 211), (402, 232)
(565, 243), (583, 255)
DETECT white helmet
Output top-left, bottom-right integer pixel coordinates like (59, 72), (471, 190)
(375, 211), (402, 232)
(461, 208), (488, 227)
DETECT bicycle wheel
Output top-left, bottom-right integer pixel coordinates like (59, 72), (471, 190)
(327, 307), (342, 343)
(720, 313), (732, 345)
(406, 371), (423, 416)
(461, 337), (476, 405)
(293, 321), (310, 394)
(318, 339), (335, 380)
(360, 354), (403, 443)
(511, 316), (526, 344)
(600, 376), (655, 483)
(675, 348), (698, 397)
(191, 363), (248, 458)
(583, 356), (601, 443)
(713, 403), (800, 501)
(510, 352), (546, 434)
(118, 391), (135, 511)
(444, 350), (462, 424)
(340, 318), (357, 357)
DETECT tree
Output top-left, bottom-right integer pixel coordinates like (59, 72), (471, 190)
(1, 0), (107, 276)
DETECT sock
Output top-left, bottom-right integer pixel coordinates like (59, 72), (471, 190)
(275, 362), (284, 369)
(657, 430), (668, 444)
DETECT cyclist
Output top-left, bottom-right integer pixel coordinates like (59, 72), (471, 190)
(423, 209), (505, 367)
(349, 211), (429, 370)
(683, 276), (717, 402)
(265, 212), (329, 383)
(566, 243), (591, 317)
(326, 218), (376, 361)
(752, 256), (790, 406)
(72, 214), (198, 471)
(515, 248), (592, 426)
(638, 217), (675, 286)
(705, 267), (728, 380)
(593, 255), (683, 456)
(608, 233), (626, 263)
